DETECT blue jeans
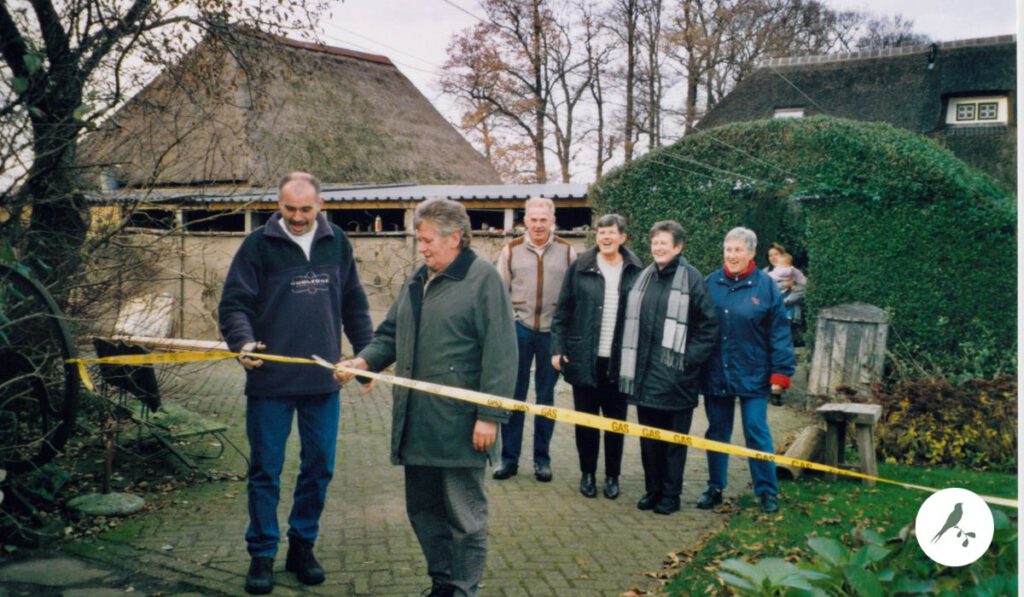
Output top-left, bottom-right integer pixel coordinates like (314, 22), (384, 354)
(703, 394), (778, 497)
(245, 391), (339, 557)
(500, 322), (557, 467)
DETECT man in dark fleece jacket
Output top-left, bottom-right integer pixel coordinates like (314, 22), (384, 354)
(218, 172), (373, 595)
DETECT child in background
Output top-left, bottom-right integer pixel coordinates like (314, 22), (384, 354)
(766, 252), (806, 323)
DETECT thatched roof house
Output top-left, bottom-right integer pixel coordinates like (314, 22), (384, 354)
(79, 27), (501, 188)
(697, 35), (1016, 189)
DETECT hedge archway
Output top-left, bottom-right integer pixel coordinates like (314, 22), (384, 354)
(591, 117), (1016, 375)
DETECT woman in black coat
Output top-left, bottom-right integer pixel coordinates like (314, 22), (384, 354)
(551, 214), (643, 500)
(618, 220), (718, 515)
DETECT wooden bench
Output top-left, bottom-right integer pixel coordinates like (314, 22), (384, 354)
(815, 403), (883, 486)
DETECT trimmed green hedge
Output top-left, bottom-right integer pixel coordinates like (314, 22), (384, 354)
(591, 117), (1016, 375)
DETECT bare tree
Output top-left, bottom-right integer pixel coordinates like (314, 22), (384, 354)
(545, 3), (597, 182)
(0, 1), (326, 300)
(442, 0), (554, 182)
(607, 0), (641, 162)
(856, 14), (931, 49)
(580, 2), (619, 178)
(665, 0), (876, 132)
(665, 0), (711, 133)
(459, 101), (538, 182)
(438, 0), (927, 176)
(636, 0), (666, 149)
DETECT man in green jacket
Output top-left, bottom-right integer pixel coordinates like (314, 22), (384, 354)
(336, 198), (516, 597)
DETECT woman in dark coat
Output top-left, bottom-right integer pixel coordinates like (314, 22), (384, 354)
(619, 221), (718, 515)
(551, 214), (643, 500)
(698, 226), (795, 514)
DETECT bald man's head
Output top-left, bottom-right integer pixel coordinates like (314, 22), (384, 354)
(278, 171), (321, 197)
(277, 172), (323, 236)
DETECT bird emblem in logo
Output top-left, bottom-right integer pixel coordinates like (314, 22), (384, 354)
(933, 503), (970, 544)
(916, 488), (993, 567)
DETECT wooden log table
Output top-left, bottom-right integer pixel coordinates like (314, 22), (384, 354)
(815, 403), (883, 486)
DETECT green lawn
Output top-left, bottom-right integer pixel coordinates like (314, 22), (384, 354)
(664, 463), (1017, 595)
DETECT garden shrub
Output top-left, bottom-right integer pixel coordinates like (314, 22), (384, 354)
(717, 512), (1017, 596)
(590, 117), (1016, 375)
(874, 376), (1017, 471)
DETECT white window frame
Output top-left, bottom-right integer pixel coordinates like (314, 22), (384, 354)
(773, 107), (805, 120)
(946, 96), (1008, 125)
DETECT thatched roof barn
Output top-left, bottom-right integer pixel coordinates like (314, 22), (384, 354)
(79, 27), (501, 188)
(697, 36), (1016, 189)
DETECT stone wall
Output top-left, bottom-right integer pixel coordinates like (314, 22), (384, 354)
(101, 232), (588, 352)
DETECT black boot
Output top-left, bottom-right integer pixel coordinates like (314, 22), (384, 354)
(245, 557), (274, 594)
(285, 538), (325, 585)
(580, 473), (597, 498)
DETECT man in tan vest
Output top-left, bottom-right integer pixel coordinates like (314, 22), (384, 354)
(493, 197), (577, 483)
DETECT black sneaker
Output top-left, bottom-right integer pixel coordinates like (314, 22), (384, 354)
(244, 557), (274, 594)
(285, 538), (325, 585)
(534, 463), (553, 482)
(696, 488), (723, 510)
(760, 493), (779, 514)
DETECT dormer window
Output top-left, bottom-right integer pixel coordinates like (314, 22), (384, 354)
(774, 107), (805, 119)
(946, 96), (1008, 125)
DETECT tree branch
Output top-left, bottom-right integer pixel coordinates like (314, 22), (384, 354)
(0, 2), (31, 79)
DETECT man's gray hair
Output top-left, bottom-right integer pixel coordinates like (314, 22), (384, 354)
(278, 172), (321, 197)
(524, 196), (555, 215)
(595, 213), (628, 234)
(724, 226), (757, 253)
(415, 198), (472, 248)
(650, 220), (686, 246)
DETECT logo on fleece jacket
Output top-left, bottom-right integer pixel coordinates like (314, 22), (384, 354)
(290, 271), (330, 295)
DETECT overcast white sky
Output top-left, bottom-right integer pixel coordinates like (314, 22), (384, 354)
(318, 0), (1017, 122)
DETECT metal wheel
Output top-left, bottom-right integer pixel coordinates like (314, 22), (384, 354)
(0, 263), (80, 475)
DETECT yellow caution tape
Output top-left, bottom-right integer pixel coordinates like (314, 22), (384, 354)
(68, 349), (1018, 509)
(68, 350), (316, 392)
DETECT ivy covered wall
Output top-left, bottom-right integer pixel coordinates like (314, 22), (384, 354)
(591, 117), (1016, 374)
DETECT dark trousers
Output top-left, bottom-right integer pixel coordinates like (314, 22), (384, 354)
(572, 357), (628, 477)
(405, 466), (488, 597)
(636, 405), (694, 497)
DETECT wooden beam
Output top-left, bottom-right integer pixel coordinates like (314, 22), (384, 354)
(111, 335), (228, 351)
(137, 200), (590, 211)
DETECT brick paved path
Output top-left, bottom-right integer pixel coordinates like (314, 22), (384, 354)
(83, 360), (811, 596)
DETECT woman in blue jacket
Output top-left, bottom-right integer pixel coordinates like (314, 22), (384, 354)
(697, 227), (795, 514)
